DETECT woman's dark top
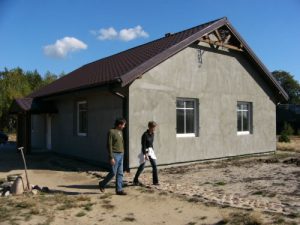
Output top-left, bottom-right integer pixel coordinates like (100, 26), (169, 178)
(141, 130), (154, 154)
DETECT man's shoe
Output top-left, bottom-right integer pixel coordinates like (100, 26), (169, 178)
(116, 190), (127, 195)
(153, 183), (160, 186)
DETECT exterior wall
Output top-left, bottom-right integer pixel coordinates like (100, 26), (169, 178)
(128, 44), (277, 168)
(49, 88), (124, 166)
(31, 114), (46, 149)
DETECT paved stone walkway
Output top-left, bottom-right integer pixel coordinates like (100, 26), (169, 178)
(92, 154), (300, 216)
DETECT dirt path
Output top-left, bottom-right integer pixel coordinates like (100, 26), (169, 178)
(1, 144), (300, 224)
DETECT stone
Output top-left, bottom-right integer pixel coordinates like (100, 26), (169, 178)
(32, 189), (38, 195)
(7, 174), (22, 182)
(1, 181), (13, 188)
(3, 190), (10, 197)
(0, 178), (6, 185)
(11, 177), (24, 195)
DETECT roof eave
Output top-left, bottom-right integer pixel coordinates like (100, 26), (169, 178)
(31, 78), (122, 100)
(225, 22), (289, 102)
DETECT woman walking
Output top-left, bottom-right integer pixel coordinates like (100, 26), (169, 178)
(133, 121), (159, 185)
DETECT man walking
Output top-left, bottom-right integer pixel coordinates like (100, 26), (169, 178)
(99, 118), (127, 195)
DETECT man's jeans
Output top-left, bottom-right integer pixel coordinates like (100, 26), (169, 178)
(134, 156), (158, 184)
(100, 152), (124, 192)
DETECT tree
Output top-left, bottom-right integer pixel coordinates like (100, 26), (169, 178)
(43, 71), (58, 86)
(0, 68), (31, 131)
(0, 68), (58, 132)
(272, 70), (300, 104)
(25, 70), (43, 91)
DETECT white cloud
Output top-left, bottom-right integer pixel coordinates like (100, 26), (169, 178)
(92, 25), (149, 42)
(119, 25), (149, 41)
(43, 37), (87, 58)
(97, 27), (118, 40)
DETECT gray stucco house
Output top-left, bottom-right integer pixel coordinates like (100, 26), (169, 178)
(11, 17), (288, 170)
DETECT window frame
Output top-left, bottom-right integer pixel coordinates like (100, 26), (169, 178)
(237, 101), (252, 135)
(176, 98), (199, 138)
(77, 101), (88, 136)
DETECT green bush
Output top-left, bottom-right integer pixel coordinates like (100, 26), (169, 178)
(278, 133), (290, 142)
(283, 122), (294, 136)
(278, 122), (293, 143)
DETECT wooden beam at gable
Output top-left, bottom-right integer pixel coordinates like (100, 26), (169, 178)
(224, 34), (231, 44)
(214, 30), (222, 42)
(199, 38), (243, 52)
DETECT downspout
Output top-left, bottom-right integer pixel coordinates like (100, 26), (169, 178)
(109, 83), (130, 172)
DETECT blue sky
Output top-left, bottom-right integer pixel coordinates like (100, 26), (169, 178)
(1, 0), (300, 81)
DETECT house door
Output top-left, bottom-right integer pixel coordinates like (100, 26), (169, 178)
(46, 114), (52, 150)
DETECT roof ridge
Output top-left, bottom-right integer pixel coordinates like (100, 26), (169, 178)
(80, 17), (226, 68)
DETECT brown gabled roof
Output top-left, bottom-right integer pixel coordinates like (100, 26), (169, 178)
(29, 18), (223, 98)
(10, 98), (57, 114)
(29, 17), (288, 102)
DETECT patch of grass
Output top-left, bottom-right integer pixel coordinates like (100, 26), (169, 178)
(252, 191), (264, 195)
(266, 192), (276, 197)
(15, 201), (35, 209)
(273, 216), (285, 224)
(22, 212), (32, 221)
(122, 217), (136, 222)
(214, 181), (226, 186)
(99, 193), (112, 199)
(102, 199), (111, 204)
(56, 200), (77, 210)
(158, 191), (168, 196)
(187, 222), (196, 225)
(30, 208), (40, 215)
(225, 212), (262, 225)
(287, 212), (300, 218)
(138, 187), (155, 193)
(188, 197), (200, 203)
(75, 211), (86, 217)
(82, 202), (94, 211)
(215, 220), (228, 225)
(54, 195), (80, 210)
(101, 204), (115, 210)
(37, 213), (54, 225)
(8, 219), (20, 225)
(75, 195), (91, 202)
(0, 207), (10, 222)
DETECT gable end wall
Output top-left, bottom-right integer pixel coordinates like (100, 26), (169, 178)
(128, 45), (276, 168)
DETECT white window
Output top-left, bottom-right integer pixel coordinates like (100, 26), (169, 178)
(237, 102), (252, 135)
(176, 98), (199, 137)
(77, 101), (87, 136)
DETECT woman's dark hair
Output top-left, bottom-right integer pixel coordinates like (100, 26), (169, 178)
(148, 121), (157, 128)
(115, 118), (126, 127)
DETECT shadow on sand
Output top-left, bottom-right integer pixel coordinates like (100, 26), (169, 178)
(0, 142), (107, 173)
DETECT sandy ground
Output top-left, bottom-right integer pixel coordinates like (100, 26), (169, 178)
(0, 142), (300, 225)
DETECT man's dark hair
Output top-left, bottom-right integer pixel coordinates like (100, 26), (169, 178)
(115, 118), (126, 127)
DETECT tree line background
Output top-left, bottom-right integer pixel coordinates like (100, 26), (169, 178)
(0, 68), (64, 133)
(0, 68), (299, 133)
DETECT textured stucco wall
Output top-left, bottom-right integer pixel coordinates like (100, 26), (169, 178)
(128, 44), (276, 168)
(50, 89), (123, 166)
